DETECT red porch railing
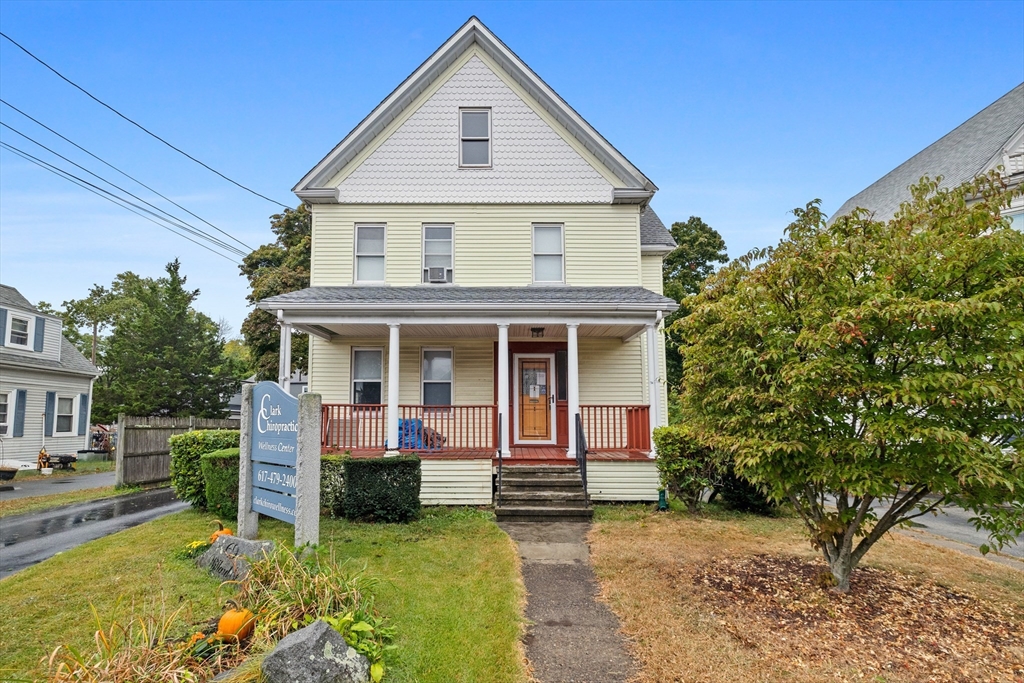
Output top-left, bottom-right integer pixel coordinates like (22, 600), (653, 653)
(321, 404), (387, 451)
(320, 404), (496, 453)
(579, 405), (651, 451)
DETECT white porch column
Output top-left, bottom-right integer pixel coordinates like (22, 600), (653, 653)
(497, 324), (511, 457)
(277, 309), (291, 390)
(646, 323), (660, 454)
(386, 323), (401, 453)
(567, 323), (580, 459)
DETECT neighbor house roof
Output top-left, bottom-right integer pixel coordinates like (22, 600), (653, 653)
(833, 83), (1024, 223)
(294, 16), (656, 202)
(640, 207), (676, 249)
(0, 284), (38, 313)
(260, 286), (678, 313)
(0, 338), (99, 377)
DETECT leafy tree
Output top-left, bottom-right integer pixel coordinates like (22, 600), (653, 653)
(662, 216), (728, 390)
(240, 206), (310, 381)
(92, 260), (238, 423)
(675, 173), (1023, 591)
(35, 301), (88, 356)
(220, 338), (254, 381)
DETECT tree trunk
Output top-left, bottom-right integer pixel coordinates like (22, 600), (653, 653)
(826, 548), (854, 592)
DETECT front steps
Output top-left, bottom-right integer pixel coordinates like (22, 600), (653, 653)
(495, 465), (593, 522)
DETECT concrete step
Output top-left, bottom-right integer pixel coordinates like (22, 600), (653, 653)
(501, 465), (580, 475)
(494, 506), (594, 522)
(498, 491), (588, 507)
(500, 476), (583, 490)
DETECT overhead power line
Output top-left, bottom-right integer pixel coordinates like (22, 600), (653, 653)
(0, 31), (290, 209)
(1, 119), (247, 257)
(0, 141), (240, 264)
(0, 98), (253, 251)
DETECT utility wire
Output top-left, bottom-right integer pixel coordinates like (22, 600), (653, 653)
(0, 31), (290, 209)
(0, 141), (240, 264)
(0, 98), (254, 251)
(1, 120), (247, 256)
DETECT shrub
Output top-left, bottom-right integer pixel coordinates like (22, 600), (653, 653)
(653, 425), (718, 513)
(712, 464), (777, 515)
(320, 454), (349, 517)
(201, 448), (240, 519)
(343, 456), (421, 523)
(169, 429), (239, 509)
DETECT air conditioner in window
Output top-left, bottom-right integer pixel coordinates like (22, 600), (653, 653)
(427, 267), (447, 283)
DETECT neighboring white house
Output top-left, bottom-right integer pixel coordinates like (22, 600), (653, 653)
(833, 82), (1024, 225)
(0, 284), (100, 468)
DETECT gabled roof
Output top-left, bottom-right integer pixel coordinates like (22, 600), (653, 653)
(833, 83), (1024, 223)
(640, 207), (676, 249)
(0, 284), (39, 313)
(0, 335), (100, 377)
(294, 16), (656, 201)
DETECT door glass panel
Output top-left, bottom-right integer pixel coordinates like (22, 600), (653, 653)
(555, 350), (567, 401)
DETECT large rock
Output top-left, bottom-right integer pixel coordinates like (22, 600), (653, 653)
(196, 535), (275, 581)
(261, 620), (371, 683)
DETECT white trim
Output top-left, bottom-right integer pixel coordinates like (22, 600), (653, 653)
(421, 223), (455, 284)
(0, 389), (13, 437)
(512, 352), (557, 445)
(420, 346), (454, 406)
(53, 393), (78, 436)
(497, 323), (511, 457)
(354, 223), (387, 285)
(350, 346), (384, 404)
(566, 323), (579, 459)
(532, 224), (565, 284)
(458, 108), (492, 168)
(5, 311), (34, 348)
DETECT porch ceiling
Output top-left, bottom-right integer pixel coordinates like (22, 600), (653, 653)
(298, 322), (647, 341)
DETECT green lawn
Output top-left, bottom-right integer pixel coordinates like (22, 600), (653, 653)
(0, 486), (129, 519)
(12, 459), (115, 480)
(0, 508), (527, 683)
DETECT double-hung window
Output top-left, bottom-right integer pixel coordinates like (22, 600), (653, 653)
(355, 224), (386, 283)
(55, 396), (76, 435)
(422, 349), (453, 406)
(532, 224), (565, 284)
(8, 315), (30, 347)
(352, 349), (383, 405)
(422, 225), (453, 283)
(0, 391), (11, 436)
(459, 109), (491, 167)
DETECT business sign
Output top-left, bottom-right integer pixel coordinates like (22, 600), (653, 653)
(250, 381), (298, 524)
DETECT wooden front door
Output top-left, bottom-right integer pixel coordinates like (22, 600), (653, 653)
(515, 355), (555, 443)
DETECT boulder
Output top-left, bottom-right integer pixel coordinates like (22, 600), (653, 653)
(196, 535), (275, 581)
(261, 620), (371, 683)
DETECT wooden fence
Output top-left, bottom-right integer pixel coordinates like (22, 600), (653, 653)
(115, 414), (240, 486)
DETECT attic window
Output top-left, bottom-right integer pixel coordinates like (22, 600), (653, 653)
(459, 109), (491, 167)
(8, 316), (30, 347)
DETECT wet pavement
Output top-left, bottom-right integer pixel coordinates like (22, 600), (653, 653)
(0, 471), (117, 500)
(0, 487), (187, 578)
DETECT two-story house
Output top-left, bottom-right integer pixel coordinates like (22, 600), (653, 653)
(0, 284), (100, 468)
(260, 17), (678, 506)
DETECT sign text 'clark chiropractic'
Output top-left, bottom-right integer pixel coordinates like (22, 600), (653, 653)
(250, 382), (299, 524)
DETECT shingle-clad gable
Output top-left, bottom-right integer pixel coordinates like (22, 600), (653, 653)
(640, 207), (676, 248)
(334, 54), (614, 204)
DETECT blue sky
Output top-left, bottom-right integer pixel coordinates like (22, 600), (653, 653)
(1, 1), (1022, 335)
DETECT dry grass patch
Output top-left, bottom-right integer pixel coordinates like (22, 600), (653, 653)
(588, 506), (1024, 683)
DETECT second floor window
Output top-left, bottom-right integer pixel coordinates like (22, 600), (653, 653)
(533, 224), (564, 284)
(355, 224), (386, 283)
(422, 225), (453, 283)
(8, 316), (30, 346)
(460, 109), (490, 167)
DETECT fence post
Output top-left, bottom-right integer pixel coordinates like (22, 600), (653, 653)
(294, 392), (322, 547)
(114, 413), (125, 488)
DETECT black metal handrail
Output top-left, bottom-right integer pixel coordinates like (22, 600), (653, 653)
(496, 413), (503, 507)
(575, 412), (589, 502)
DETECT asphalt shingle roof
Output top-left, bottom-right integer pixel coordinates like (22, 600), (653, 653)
(0, 283), (100, 377)
(833, 83), (1024, 223)
(0, 284), (39, 313)
(261, 286), (677, 311)
(640, 206), (676, 247)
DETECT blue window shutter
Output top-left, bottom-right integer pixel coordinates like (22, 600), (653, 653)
(0, 307), (7, 346)
(12, 389), (27, 437)
(34, 317), (46, 352)
(78, 393), (89, 435)
(44, 391), (56, 437)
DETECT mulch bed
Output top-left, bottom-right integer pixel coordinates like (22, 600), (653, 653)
(692, 555), (1024, 683)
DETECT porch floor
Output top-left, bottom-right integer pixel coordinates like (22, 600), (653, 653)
(335, 446), (652, 465)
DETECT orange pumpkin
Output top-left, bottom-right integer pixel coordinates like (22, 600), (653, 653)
(208, 519), (233, 544)
(217, 600), (255, 642)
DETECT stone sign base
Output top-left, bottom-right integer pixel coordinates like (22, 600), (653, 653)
(197, 535), (276, 581)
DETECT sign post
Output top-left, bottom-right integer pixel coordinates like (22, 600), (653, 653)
(237, 382), (320, 546)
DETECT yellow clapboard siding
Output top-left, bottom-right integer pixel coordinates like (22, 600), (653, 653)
(578, 337), (644, 404)
(421, 459), (492, 505)
(587, 461), (660, 501)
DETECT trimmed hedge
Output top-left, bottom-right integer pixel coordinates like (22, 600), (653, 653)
(169, 430), (239, 509)
(320, 454), (349, 517)
(201, 447), (241, 519)
(343, 456), (421, 523)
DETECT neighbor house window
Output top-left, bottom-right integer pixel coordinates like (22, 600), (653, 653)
(8, 315), (30, 346)
(55, 395), (76, 435)
(422, 349), (453, 406)
(0, 392), (10, 436)
(355, 224), (386, 283)
(533, 224), (564, 283)
(352, 348), (383, 404)
(422, 225), (453, 283)
(459, 109), (491, 167)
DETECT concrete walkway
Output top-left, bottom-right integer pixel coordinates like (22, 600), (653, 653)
(0, 471), (116, 501)
(499, 521), (634, 683)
